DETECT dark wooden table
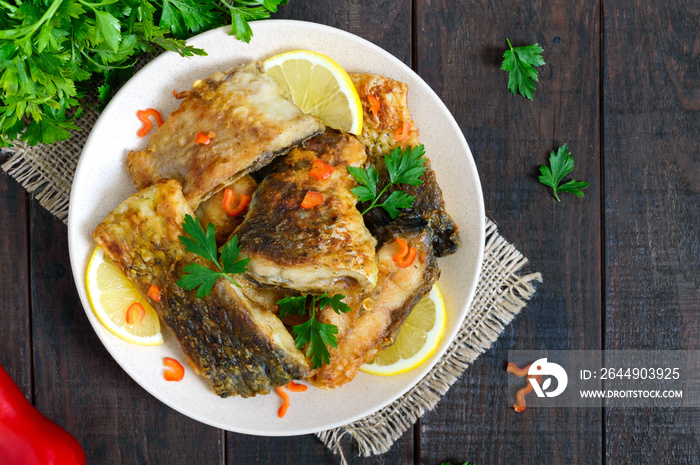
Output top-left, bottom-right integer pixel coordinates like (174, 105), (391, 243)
(1, 1), (698, 464)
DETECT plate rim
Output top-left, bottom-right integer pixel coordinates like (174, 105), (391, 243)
(67, 19), (485, 436)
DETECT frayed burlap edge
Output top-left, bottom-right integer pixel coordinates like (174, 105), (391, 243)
(0, 53), (155, 223)
(1, 99), (100, 224)
(316, 219), (542, 464)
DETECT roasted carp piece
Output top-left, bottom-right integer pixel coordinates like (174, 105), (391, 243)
(195, 175), (257, 246)
(235, 130), (379, 295)
(92, 179), (309, 398)
(350, 73), (461, 257)
(127, 62), (325, 209)
(309, 226), (439, 389)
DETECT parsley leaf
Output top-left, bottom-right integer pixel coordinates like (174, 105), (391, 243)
(318, 293), (352, 314)
(176, 214), (248, 296)
(277, 295), (309, 318)
(538, 144), (589, 201)
(277, 293), (352, 369)
(293, 317), (338, 368)
(501, 39), (545, 100)
(348, 145), (426, 219)
(347, 165), (378, 202)
(0, 0), (290, 147)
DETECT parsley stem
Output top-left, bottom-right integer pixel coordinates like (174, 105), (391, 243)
(360, 183), (393, 216)
(0, 0), (61, 40)
(506, 38), (513, 50)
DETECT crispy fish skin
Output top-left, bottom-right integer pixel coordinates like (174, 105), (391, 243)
(235, 130), (379, 295)
(308, 75), (461, 389)
(309, 223), (439, 389)
(92, 179), (309, 398)
(127, 62), (324, 209)
(350, 73), (461, 256)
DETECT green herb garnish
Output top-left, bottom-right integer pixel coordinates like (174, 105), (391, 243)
(501, 39), (545, 100)
(176, 214), (249, 297)
(538, 144), (589, 201)
(0, 0), (289, 147)
(347, 144), (427, 219)
(277, 293), (352, 369)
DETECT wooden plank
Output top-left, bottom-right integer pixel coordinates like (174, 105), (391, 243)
(228, 3), (417, 464)
(603, 0), (700, 463)
(0, 167), (32, 399)
(416, 0), (603, 463)
(276, 0), (412, 65)
(28, 204), (223, 465)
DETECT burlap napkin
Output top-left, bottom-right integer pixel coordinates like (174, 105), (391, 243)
(2, 79), (541, 464)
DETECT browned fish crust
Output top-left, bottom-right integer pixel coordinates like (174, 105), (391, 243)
(92, 180), (309, 398)
(350, 73), (461, 257)
(309, 226), (439, 389)
(235, 130), (378, 295)
(127, 62), (324, 209)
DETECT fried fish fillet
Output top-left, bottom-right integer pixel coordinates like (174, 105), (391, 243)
(92, 179), (309, 398)
(309, 221), (439, 389)
(307, 75), (461, 388)
(235, 130), (378, 295)
(127, 62), (325, 208)
(350, 73), (460, 256)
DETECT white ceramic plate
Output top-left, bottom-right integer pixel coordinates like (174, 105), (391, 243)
(68, 20), (484, 436)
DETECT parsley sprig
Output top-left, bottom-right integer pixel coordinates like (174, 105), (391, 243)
(176, 214), (249, 297)
(538, 144), (589, 201)
(501, 39), (545, 100)
(347, 145), (427, 219)
(277, 294), (352, 369)
(0, 0), (289, 147)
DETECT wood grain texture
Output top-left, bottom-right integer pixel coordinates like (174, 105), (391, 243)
(0, 168), (31, 399)
(3, 1), (700, 463)
(603, 0), (700, 463)
(228, 2), (416, 463)
(28, 203), (223, 465)
(416, 0), (603, 463)
(276, 0), (412, 66)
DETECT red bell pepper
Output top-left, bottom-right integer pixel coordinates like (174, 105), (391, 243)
(0, 363), (86, 465)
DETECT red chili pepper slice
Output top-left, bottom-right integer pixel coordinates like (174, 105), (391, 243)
(163, 357), (185, 382)
(392, 238), (417, 268)
(367, 94), (380, 116)
(506, 362), (543, 412)
(300, 191), (323, 209)
(195, 132), (215, 145)
(276, 386), (290, 418)
(309, 159), (335, 180)
(125, 302), (146, 325)
(147, 285), (161, 302)
(394, 120), (411, 142)
(222, 188), (251, 217)
(136, 108), (164, 138)
(285, 380), (308, 392)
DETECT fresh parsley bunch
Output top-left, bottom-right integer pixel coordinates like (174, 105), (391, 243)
(0, 0), (288, 147)
(277, 293), (352, 369)
(177, 214), (249, 297)
(348, 144), (427, 219)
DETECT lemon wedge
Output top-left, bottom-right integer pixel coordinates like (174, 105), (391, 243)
(85, 247), (163, 345)
(360, 284), (447, 376)
(263, 50), (363, 135)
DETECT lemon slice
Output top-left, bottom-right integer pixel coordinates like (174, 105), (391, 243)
(85, 247), (163, 345)
(360, 284), (447, 376)
(263, 50), (363, 135)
